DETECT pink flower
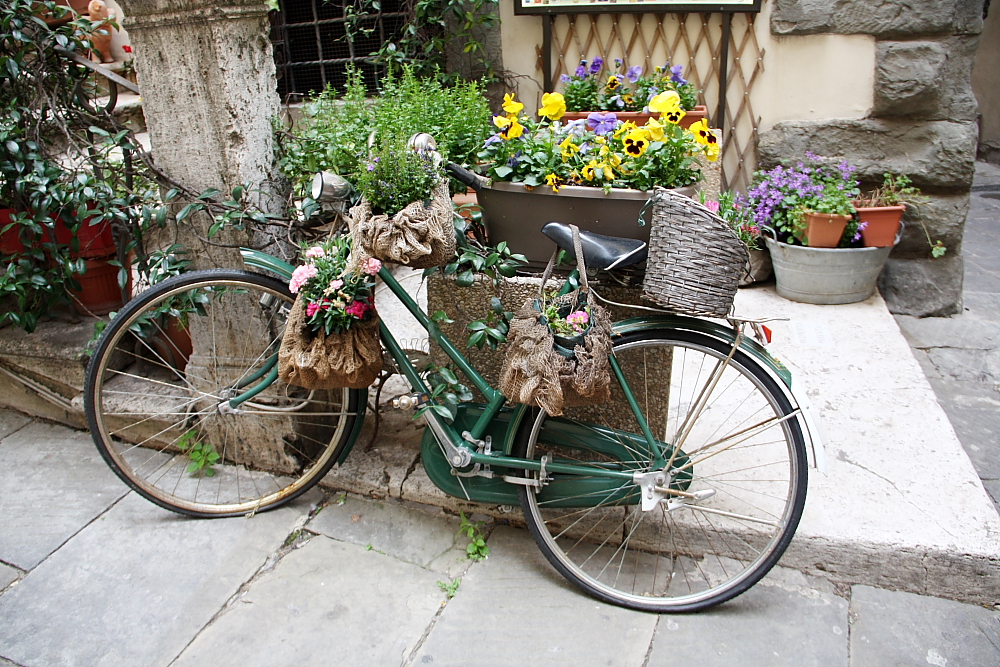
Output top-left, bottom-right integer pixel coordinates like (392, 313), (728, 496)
(289, 264), (318, 294)
(704, 200), (720, 213)
(329, 279), (343, 291)
(363, 258), (382, 275)
(345, 300), (370, 319)
(306, 302), (321, 317)
(566, 310), (589, 333)
(304, 246), (326, 260)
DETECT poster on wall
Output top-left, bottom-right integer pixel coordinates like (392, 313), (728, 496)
(514, 0), (762, 14)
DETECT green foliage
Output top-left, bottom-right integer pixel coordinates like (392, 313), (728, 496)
(277, 66), (492, 197)
(858, 173), (945, 258)
(458, 511), (490, 561)
(424, 209), (525, 350)
(354, 141), (443, 217)
(437, 578), (461, 598)
(177, 429), (220, 477)
(416, 364), (473, 423)
(370, 0), (501, 85)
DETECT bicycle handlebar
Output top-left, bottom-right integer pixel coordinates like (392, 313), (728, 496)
(445, 163), (483, 193)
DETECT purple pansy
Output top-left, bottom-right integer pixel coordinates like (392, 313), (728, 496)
(560, 74), (571, 84)
(587, 112), (619, 135)
(589, 57), (604, 75)
(575, 61), (587, 78)
(670, 64), (687, 85)
(626, 66), (642, 83)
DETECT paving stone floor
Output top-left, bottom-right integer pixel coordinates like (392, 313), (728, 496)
(0, 432), (997, 667)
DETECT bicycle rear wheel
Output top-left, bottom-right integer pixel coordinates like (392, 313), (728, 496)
(514, 328), (808, 612)
(84, 269), (365, 517)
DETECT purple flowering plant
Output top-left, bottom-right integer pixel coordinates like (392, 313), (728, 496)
(560, 59), (700, 113)
(353, 139), (443, 217)
(743, 152), (863, 247)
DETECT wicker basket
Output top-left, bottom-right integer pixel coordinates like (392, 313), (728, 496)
(641, 187), (748, 318)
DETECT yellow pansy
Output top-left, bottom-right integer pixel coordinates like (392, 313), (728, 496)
(644, 117), (665, 141)
(493, 114), (524, 140)
(538, 92), (567, 121)
(582, 160), (598, 181)
(623, 129), (650, 157)
(662, 108), (686, 125)
(502, 93), (524, 116)
(544, 173), (562, 192)
(613, 120), (636, 140)
(606, 152), (622, 169)
(704, 141), (720, 162)
(559, 135), (579, 160)
(605, 75), (622, 91)
(601, 162), (615, 180)
(648, 91), (682, 114)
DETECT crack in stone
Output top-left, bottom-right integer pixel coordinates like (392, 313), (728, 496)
(837, 451), (963, 542)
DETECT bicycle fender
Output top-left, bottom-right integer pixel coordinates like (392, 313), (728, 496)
(612, 315), (793, 389)
(240, 248), (295, 281)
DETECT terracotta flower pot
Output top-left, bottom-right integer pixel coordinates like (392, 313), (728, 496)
(150, 317), (194, 372)
(54, 212), (117, 259)
(69, 256), (124, 315)
(802, 211), (850, 248)
(561, 105), (709, 130)
(855, 205), (905, 247)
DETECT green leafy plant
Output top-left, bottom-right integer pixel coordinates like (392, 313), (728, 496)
(277, 66), (492, 197)
(354, 142), (443, 217)
(437, 578), (461, 598)
(177, 429), (220, 477)
(458, 511), (490, 561)
(702, 191), (763, 251)
(857, 173), (945, 257)
(416, 364), (473, 423)
(425, 210), (525, 350)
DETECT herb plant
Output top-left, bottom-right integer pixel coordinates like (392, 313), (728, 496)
(354, 142), (443, 217)
(857, 173), (945, 257)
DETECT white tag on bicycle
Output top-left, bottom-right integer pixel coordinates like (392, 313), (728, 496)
(788, 320), (833, 348)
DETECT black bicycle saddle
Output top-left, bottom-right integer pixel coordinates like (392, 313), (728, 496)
(540, 221), (648, 270)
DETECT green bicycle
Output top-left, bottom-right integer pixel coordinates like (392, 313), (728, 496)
(84, 167), (815, 613)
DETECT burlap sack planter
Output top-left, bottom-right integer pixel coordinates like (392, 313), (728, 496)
(349, 180), (456, 269)
(277, 296), (383, 390)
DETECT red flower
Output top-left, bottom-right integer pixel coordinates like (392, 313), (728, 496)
(122, 45), (133, 54)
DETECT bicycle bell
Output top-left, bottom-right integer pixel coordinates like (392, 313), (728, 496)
(311, 171), (352, 202)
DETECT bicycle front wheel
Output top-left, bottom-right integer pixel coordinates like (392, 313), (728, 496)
(514, 328), (808, 612)
(84, 269), (365, 517)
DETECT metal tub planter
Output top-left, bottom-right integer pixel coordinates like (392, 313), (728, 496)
(764, 237), (894, 305)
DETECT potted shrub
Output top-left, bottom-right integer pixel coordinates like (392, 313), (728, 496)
(855, 173), (946, 256)
(744, 153), (896, 305)
(475, 91), (717, 263)
(560, 58), (708, 130)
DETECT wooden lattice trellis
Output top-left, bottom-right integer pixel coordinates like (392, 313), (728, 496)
(541, 13), (764, 191)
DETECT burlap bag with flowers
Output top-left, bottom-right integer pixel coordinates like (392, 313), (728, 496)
(348, 180), (456, 269)
(278, 296), (382, 390)
(499, 226), (612, 417)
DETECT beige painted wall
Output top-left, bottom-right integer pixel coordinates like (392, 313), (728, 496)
(498, 0), (874, 133)
(972, 7), (1000, 145)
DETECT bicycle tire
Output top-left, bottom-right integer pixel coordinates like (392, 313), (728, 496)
(84, 269), (365, 518)
(514, 328), (808, 612)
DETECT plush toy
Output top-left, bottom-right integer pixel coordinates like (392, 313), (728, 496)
(87, 0), (115, 63)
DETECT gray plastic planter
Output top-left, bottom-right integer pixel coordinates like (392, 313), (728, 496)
(765, 237), (893, 305)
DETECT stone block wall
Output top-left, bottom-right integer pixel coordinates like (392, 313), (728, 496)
(762, 0), (985, 316)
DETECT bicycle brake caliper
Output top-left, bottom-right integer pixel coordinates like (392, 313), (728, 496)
(633, 471), (669, 511)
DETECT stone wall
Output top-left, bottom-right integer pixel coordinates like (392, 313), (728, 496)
(762, 0), (985, 316)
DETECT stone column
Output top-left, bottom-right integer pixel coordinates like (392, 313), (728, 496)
(119, 0), (290, 267)
(765, 0), (984, 317)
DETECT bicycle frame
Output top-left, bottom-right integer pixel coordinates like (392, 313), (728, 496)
(238, 247), (808, 504)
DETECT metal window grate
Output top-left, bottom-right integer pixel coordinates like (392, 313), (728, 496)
(545, 13), (764, 191)
(270, 0), (409, 100)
